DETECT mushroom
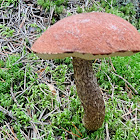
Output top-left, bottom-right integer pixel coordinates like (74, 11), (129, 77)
(31, 12), (140, 131)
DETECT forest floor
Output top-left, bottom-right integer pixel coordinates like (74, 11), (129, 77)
(0, 0), (140, 140)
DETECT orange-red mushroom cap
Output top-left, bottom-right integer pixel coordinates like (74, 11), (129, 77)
(31, 12), (140, 60)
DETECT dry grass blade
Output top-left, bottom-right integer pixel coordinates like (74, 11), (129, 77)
(109, 57), (116, 72)
(0, 105), (16, 120)
(121, 108), (137, 118)
(20, 129), (30, 140)
(10, 126), (19, 140)
(2, 121), (19, 140)
(103, 71), (115, 98)
(105, 123), (110, 140)
(111, 71), (138, 94)
(0, 126), (14, 140)
(125, 83), (134, 99)
(71, 122), (82, 136)
(119, 120), (138, 140)
(15, 81), (35, 98)
(30, 122), (41, 140)
(61, 126), (82, 138)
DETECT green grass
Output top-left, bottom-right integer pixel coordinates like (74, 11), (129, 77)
(37, 0), (68, 24)
(0, 24), (15, 37)
(37, 0), (140, 30)
(97, 53), (140, 94)
(0, 0), (17, 7)
(0, 52), (140, 139)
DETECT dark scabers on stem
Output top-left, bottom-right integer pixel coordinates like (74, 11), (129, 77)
(72, 57), (105, 131)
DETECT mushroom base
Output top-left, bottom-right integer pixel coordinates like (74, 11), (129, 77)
(72, 57), (105, 131)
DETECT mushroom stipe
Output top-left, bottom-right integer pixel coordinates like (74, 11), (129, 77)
(73, 57), (105, 131)
(31, 12), (140, 131)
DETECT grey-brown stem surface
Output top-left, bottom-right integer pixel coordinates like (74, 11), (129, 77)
(72, 57), (105, 131)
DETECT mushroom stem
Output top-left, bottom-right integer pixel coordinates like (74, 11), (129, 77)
(72, 57), (105, 131)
